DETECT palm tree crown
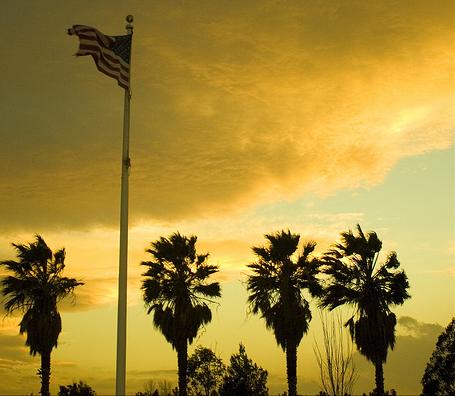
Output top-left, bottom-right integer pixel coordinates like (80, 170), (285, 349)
(246, 230), (322, 396)
(141, 232), (221, 396)
(0, 235), (83, 396)
(319, 224), (410, 394)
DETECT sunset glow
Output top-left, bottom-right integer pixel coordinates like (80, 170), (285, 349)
(0, 1), (453, 395)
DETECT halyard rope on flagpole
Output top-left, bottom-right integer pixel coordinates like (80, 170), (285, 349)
(116, 14), (133, 396)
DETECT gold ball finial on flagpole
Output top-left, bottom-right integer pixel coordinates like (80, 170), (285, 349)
(126, 15), (134, 33)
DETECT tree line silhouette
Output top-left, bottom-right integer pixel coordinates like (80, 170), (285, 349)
(0, 224), (421, 396)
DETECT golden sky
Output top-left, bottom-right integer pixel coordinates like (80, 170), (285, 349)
(0, 1), (454, 394)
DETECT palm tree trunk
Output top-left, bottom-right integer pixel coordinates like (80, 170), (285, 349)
(40, 350), (51, 396)
(374, 359), (384, 395)
(177, 341), (188, 396)
(286, 342), (298, 396)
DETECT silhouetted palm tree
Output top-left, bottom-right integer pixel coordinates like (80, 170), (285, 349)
(0, 235), (83, 396)
(319, 225), (410, 395)
(141, 232), (221, 396)
(246, 230), (323, 396)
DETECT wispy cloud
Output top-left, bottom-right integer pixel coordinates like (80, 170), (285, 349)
(398, 316), (444, 338)
(0, 330), (81, 394)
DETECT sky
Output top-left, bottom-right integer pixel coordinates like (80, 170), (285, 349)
(0, 0), (454, 394)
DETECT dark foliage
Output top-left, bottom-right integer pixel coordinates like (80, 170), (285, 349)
(219, 343), (268, 396)
(187, 346), (225, 396)
(58, 381), (96, 396)
(421, 317), (455, 395)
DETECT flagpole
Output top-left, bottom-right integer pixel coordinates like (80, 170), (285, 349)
(116, 14), (133, 396)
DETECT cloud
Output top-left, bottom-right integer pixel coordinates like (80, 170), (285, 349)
(0, 331), (41, 394)
(0, 271), (120, 315)
(0, 332), (30, 364)
(55, 368), (179, 395)
(58, 276), (120, 312)
(0, 273), (130, 316)
(58, 271), (149, 312)
(0, 328), (108, 395)
(398, 316), (445, 338)
(0, 1), (453, 232)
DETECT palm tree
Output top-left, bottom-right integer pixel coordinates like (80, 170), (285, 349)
(246, 230), (323, 396)
(141, 232), (221, 396)
(319, 224), (410, 395)
(0, 235), (83, 396)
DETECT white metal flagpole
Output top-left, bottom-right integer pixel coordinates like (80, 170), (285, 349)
(116, 14), (133, 396)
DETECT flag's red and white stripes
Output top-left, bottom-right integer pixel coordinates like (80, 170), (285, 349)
(68, 25), (131, 90)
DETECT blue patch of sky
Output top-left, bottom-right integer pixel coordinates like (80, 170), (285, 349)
(252, 148), (454, 248)
(250, 148), (454, 322)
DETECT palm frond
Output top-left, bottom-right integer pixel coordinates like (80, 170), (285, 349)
(321, 225), (410, 366)
(247, 230), (321, 351)
(141, 232), (220, 349)
(192, 282), (221, 299)
(0, 235), (82, 356)
(265, 230), (300, 261)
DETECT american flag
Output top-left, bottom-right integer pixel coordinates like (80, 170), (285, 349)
(68, 25), (131, 90)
